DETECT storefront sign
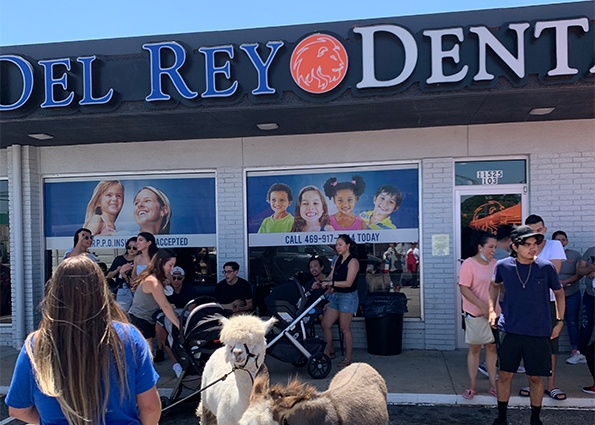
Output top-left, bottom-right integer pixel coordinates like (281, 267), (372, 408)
(246, 165), (419, 247)
(44, 175), (216, 249)
(1, 14), (593, 112)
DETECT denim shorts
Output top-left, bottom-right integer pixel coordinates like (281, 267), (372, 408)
(328, 291), (359, 314)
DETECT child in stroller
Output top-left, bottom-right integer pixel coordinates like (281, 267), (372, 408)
(264, 277), (332, 379)
(155, 296), (225, 411)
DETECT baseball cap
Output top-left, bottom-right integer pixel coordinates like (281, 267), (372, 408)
(510, 225), (545, 245)
(172, 266), (185, 275)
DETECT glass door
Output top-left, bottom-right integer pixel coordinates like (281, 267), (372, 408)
(454, 184), (528, 347)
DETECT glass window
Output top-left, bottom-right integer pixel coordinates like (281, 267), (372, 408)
(0, 180), (10, 323)
(246, 164), (421, 318)
(455, 160), (526, 185)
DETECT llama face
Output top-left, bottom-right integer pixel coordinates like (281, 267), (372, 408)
(219, 315), (276, 369)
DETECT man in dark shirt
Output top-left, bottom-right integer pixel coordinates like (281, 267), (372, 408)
(488, 226), (564, 425)
(215, 261), (253, 314)
(303, 256), (329, 316)
(167, 266), (199, 309)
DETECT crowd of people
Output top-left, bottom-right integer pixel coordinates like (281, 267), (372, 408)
(4, 214), (594, 424)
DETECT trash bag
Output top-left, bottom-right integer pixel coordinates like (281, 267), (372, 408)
(360, 292), (407, 318)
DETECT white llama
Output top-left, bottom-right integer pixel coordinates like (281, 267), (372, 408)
(239, 362), (389, 425)
(197, 314), (276, 425)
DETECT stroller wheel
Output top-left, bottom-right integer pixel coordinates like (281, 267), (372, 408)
(307, 353), (331, 379)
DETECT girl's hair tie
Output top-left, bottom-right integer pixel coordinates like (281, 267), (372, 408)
(331, 181), (338, 186)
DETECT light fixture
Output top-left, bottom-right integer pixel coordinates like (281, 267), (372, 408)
(28, 133), (54, 140)
(529, 107), (555, 116)
(256, 122), (279, 131)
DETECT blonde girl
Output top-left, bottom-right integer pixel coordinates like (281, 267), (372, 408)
(83, 180), (124, 236)
(5, 256), (161, 425)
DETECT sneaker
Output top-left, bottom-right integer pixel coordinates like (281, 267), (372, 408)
(566, 350), (587, 365)
(478, 362), (489, 377)
(172, 363), (183, 378)
(582, 385), (595, 395)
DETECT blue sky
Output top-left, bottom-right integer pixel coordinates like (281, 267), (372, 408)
(0, 1), (585, 46)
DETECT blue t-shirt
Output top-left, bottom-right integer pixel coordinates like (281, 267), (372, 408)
(6, 322), (159, 424)
(494, 256), (561, 337)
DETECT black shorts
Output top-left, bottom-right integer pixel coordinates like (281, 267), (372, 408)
(129, 314), (156, 339)
(496, 331), (552, 377)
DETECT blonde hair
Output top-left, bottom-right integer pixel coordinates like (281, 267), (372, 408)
(26, 256), (129, 425)
(83, 180), (124, 225)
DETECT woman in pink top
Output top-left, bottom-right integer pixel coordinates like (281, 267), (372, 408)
(459, 232), (499, 399)
(323, 175), (366, 230)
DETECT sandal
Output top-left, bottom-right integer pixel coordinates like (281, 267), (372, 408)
(488, 387), (498, 397)
(462, 389), (477, 400)
(519, 386), (530, 397)
(337, 358), (352, 369)
(544, 388), (566, 400)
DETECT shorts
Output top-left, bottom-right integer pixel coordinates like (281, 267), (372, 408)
(327, 291), (358, 314)
(129, 314), (156, 339)
(496, 331), (552, 377)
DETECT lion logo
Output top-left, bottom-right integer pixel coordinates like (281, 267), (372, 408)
(290, 33), (348, 94)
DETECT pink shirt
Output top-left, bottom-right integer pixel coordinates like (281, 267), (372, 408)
(458, 257), (500, 317)
(329, 214), (363, 230)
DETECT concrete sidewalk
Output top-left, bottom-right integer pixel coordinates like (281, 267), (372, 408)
(4, 345), (591, 409)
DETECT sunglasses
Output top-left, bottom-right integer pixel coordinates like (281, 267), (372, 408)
(172, 275), (184, 281)
(127, 246), (137, 250)
(223, 270), (235, 274)
(83, 235), (94, 240)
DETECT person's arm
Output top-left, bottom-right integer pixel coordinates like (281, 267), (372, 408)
(144, 277), (180, 329)
(65, 231), (87, 258)
(84, 215), (102, 236)
(106, 258), (122, 280)
(549, 259), (562, 274)
(488, 281), (501, 328)
(460, 286), (489, 317)
(8, 406), (40, 424)
(136, 386), (161, 425)
(578, 256), (595, 277)
(232, 298), (253, 313)
(551, 288), (566, 340)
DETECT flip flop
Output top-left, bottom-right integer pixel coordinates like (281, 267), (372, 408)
(544, 388), (567, 400)
(519, 386), (530, 397)
(337, 358), (352, 369)
(462, 389), (477, 400)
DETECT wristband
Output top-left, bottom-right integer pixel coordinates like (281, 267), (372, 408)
(331, 280), (335, 288)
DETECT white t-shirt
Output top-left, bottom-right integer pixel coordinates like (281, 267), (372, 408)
(537, 239), (566, 301)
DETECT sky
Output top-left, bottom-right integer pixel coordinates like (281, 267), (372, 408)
(0, 1), (586, 46)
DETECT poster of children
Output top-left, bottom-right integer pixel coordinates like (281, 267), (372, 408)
(247, 165), (419, 246)
(44, 175), (216, 249)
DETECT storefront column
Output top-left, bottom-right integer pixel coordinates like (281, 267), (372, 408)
(421, 158), (456, 350)
(6, 145), (44, 347)
(216, 167), (246, 281)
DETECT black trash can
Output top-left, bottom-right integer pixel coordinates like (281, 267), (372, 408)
(361, 292), (407, 355)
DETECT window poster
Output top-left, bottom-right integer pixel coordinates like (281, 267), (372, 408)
(247, 165), (419, 247)
(44, 174), (216, 249)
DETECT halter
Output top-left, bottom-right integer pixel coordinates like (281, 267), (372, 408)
(234, 343), (261, 384)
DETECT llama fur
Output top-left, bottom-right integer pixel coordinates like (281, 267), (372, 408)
(239, 362), (388, 425)
(197, 314), (276, 425)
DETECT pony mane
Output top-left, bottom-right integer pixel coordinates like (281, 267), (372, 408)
(270, 379), (319, 409)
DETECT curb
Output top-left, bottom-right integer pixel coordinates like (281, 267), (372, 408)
(386, 393), (595, 409)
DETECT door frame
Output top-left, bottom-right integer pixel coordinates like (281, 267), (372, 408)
(454, 184), (528, 348)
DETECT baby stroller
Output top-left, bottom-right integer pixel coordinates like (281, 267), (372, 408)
(265, 277), (332, 379)
(156, 296), (225, 412)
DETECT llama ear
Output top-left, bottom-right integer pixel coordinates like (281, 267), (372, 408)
(263, 317), (277, 333)
(251, 364), (270, 400)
